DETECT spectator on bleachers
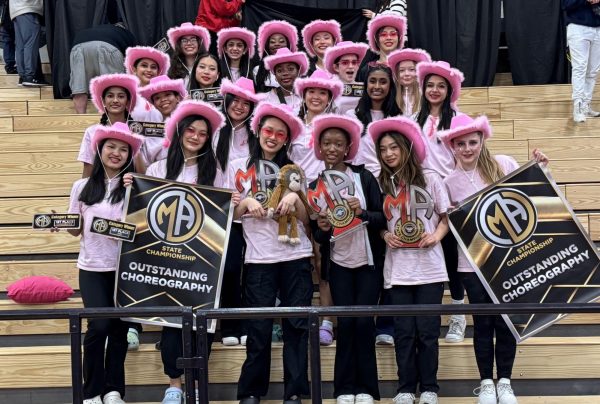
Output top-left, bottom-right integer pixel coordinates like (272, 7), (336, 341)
(301, 19), (342, 74)
(189, 52), (222, 90)
(9, 0), (47, 87)
(217, 26), (256, 82)
(195, 0), (245, 56)
(563, 0), (600, 123)
(69, 23), (137, 114)
(0, 0), (17, 74)
(167, 22), (210, 90)
(254, 20), (299, 93)
(362, 0), (408, 20)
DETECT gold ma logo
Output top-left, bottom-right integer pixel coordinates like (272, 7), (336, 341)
(92, 218), (108, 233)
(147, 187), (204, 244)
(476, 188), (537, 247)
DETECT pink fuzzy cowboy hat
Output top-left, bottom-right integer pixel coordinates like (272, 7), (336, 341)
(301, 19), (343, 58)
(323, 41), (369, 76)
(91, 122), (144, 156)
(366, 12), (407, 54)
(220, 77), (263, 104)
(294, 70), (343, 101)
(167, 22), (211, 51)
(263, 47), (309, 76)
(438, 114), (492, 148)
(388, 48), (432, 80)
(217, 27), (257, 59)
(139, 75), (187, 102)
(89, 73), (139, 115)
(368, 117), (427, 163)
(124, 46), (170, 76)
(257, 20), (299, 56)
(250, 102), (303, 142)
(312, 114), (363, 161)
(417, 61), (465, 104)
(164, 100), (225, 148)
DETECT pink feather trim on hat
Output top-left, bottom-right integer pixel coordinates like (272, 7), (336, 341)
(250, 102), (304, 143)
(388, 48), (432, 79)
(323, 41), (369, 76)
(294, 69), (343, 101)
(163, 100), (225, 148)
(366, 13), (407, 54)
(138, 75), (187, 102)
(417, 61), (465, 105)
(257, 20), (299, 57)
(219, 77), (264, 104)
(167, 22), (211, 52)
(263, 48), (309, 76)
(217, 27), (257, 59)
(311, 113), (363, 161)
(301, 19), (343, 58)
(367, 117), (427, 163)
(124, 46), (170, 76)
(91, 122), (144, 156)
(438, 114), (492, 148)
(89, 73), (139, 115)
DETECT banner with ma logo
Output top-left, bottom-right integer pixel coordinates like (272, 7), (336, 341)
(115, 174), (234, 332)
(448, 161), (600, 342)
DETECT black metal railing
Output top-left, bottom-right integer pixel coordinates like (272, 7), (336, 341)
(1, 303), (599, 403)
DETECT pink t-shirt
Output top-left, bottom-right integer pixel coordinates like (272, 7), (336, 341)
(443, 155), (519, 273)
(78, 124), (100, 165)
(289, 124), (326, 184)
(225, 157), (313, 264)
(212, 126), (251, 170)
(146, 159), (224, 188)
(68, 178), (125, 272)
(261, 89), (302, 115)
(383, 171), (450, 287)
(419, 112), (464, 178)
(131, 98), (163, 123)
(351, 110), (384, 178)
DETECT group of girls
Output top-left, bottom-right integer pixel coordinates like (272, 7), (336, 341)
(66, 13), (550, 404)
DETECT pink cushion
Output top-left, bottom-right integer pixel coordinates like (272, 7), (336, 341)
(7, 276), (74, 304)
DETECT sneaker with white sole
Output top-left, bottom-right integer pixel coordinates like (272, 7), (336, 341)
(83, 396), (103, 404)
(584, 102), (600, 117)
(336, 394), (355, 403)
(240, 335), (247, 346)
(161, 386), (184, 404)
(445, 314), (466, 343)
(355, 393), (374, 403)
(375, 334), (394, 345)
(473, 379), (496, 404)
(574, 100), (587, 123)
(127, 328), (139, 351)
(418, 391), (438, 404)
(103, 391), (125, 404)
(222, 336), (240, 346)
(392, 392), (415, 404)
(497, 378), (518, 404)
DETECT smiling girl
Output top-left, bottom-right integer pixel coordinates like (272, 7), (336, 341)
(262, 47), (309, 112)
(189, 53), (222, 90)
(254, 20), (299, 92)
(217, 27), (256, 82)
(388, 48), (431, 116)
(166, 22), (211, 89)
(301, 19), (342, 74)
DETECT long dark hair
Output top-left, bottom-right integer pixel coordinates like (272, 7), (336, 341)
(189, 53), (222, 90)
(376, 131), (425, 195)
(168, 40), (203, 80)
(217, 93), (257, 171)
(165, 115), (217, 186)
(416, 73), (456, 130)
(247, 115), (293, 170)
(253, 35), (291, 93)
(355, 64), (401, 135)
(99, 86), (132, 126)
(79, 138), (134, 205)
(219, 41), (255, 81)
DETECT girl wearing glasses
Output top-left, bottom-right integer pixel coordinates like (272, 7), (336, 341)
(167, 22), (210, 89)
(388, 48), (432, 117)
(254, 20), (299, 92)
(228, 103), (313, 404)
(301, 19), (343, 74)
(216, 27), (256, 82)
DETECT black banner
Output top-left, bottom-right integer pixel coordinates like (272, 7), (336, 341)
(115, 174), (234, 332)
(449, 161), (600, 342)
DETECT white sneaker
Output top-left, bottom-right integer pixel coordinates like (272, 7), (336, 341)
(222, 336), (240, 346)
(392, 392), (415, 404)
(445, 314), (466, 343)
(418, 391), (438, 404)
(497, 378), (518, 404)
(336, 394), (355, 403)
(83, 396), (103, 404)
(473, 379), (496, 404)
(161, 386), (184, 404)
(584, 102), (600, 117)
(355, 393), (374, 403)
(375, 333), (394, 345)
(103, 391), (126, 404)
(574, 100), (587, 123)
(240, 335), (247, 346)
(127, 328), (139, 351)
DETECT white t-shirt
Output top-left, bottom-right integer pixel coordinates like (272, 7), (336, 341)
(253, 65), (280, 89)
(212, 125), (252, 171)
(351, 109), (384, 178)
(261, 89), (302, 115)
(289, 124), (326, 184)
(419, 112), (464, 179)
(146, 159), (225, 188)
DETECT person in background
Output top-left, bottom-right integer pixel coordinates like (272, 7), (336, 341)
(362, 0), (408, 20)
(195, 0), (245, 56)
(167, 22), (210, 90)
(562, 0), (600, 122)
(0, 0), (17, 74)
(69, 23), (137, 114)
(387, 48), (431, 116)
(216, 26), (256, 82)
(301, 19), (342, 74)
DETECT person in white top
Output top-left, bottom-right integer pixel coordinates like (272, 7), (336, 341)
(388, 48), (431, 117)
(254, 20), (299, 93)
(440, 114), (548, 404)
(126, 100), (226, 404)
(261, 47), (309, 112)
(217, 27), (256, 82)
(310, 114), (386, 404)
(370, 117), (449, 404)
(415, 60), (468, 343)
(189, 52), (222, 91)
(228, 103), (313, 404)
(66, 122), (143, 404)
(301, 19), (342, 74)
(166, 22), (210, 90)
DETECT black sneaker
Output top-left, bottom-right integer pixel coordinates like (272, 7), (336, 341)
(5, 64), (18, 74)
(22, 77), (50, 87)
(18, 77), (23, 87)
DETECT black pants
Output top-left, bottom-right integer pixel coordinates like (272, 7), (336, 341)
(388, 282), (444, 394)
(461, 273), (517, 380)
(328, 262), (382, 400)
(237, 258), (313, 400)
(79, 269), (129, 399)
(161, 326), (215, 379)
(220, 222), (246, 339)
(441, 232), (464, 301)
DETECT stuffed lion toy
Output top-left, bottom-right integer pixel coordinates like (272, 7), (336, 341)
(266, 164), (313, 245)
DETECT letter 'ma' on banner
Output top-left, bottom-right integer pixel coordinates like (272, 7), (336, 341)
(448, 161), (600, 342)
(115, 174), (234, 332)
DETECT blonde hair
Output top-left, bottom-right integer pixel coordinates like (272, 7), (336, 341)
(394, 61), (421, 115)
(376, 132), (425, 195)
(477, 138), (505, 185)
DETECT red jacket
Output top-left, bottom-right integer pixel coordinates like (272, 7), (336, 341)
(195, 0), (244, 33)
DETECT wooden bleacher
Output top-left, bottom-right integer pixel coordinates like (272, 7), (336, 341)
(0, 66), (599, 402)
